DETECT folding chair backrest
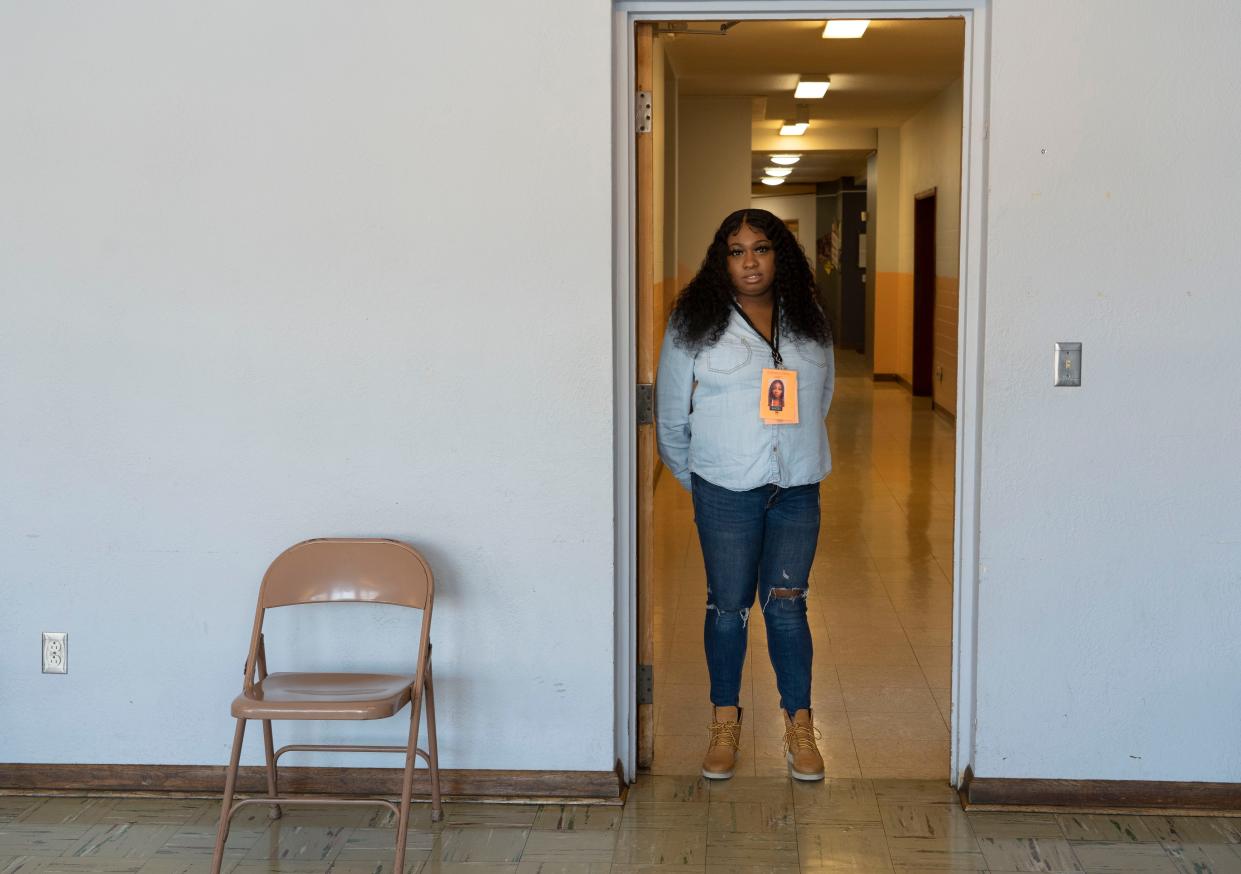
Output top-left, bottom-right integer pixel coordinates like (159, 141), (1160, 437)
(259, 538), (433, 610)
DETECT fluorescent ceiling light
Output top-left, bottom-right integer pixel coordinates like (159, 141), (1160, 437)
(823, 20), (870, 38)
(769, 154), (801, 166)
(764, 167), (793, 177)
(779, 122), (809, 136)
(794, 79), (830, 99)
(760, 177), (785, 186)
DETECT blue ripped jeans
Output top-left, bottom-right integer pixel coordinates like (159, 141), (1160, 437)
(691, 473), (819, 717)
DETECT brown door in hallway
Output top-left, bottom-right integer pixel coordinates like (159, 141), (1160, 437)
(634, 21), (656, 769)
(913, 190), (937, 397)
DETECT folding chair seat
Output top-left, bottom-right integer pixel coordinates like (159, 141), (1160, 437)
(211, 538), (440, 874)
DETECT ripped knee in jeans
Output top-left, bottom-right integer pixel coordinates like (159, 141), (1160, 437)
(706, 602), (751, 628)
(762, 587), (808, 612)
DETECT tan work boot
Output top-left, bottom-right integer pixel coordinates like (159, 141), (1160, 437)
(702, 706), (743, 780)
(783, 709), (825, 781)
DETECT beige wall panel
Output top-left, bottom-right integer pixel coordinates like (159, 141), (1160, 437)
(750, 192), (817, 262)
(676, 97), (752, 276)
(870, 129), (903, 374)
(893, 79), (963, 399)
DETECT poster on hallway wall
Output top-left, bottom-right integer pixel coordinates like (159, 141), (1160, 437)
(817, 221), (841, 279)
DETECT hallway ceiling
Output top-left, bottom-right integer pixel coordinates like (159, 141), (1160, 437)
(661, 18), (965, 185)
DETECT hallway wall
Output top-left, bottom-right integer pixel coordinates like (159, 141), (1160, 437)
(749, 192), (817, 258)
(870, 79), (964, 414)
(897, 79), (962, 415)
(675, 96), (751, 291)
(976, 0), (1241, 781)
(0, 2), (616, 773)
(871, 128), (902, 375)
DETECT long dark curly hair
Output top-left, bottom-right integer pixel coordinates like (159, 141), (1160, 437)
(668, 208), (831, 350)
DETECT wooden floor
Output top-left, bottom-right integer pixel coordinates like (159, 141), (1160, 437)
(649, 349), (956, 779)
(3, 787), (1241, 872)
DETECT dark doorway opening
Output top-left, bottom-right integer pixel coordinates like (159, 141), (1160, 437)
(912, 190), (937, 397)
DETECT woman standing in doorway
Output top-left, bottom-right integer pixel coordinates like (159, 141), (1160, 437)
(656, 208), (834, 781)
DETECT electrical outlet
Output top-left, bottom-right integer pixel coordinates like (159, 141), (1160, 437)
(42, 632), (67, 674)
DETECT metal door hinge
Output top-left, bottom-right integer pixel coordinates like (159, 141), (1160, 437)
(636, 91), (652, 134)
(636, 383), (654, 425)
(637, 664), (654, 705)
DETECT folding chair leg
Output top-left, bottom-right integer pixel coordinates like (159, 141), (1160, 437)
(425, 667), (442, 822)
(261, 719), (282, 820)
(394, 690), (425, 873)
(210, 717), (247, 874)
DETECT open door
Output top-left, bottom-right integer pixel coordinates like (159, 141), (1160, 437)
(913, 190), (937, 397)
(633, 21), (656, 770)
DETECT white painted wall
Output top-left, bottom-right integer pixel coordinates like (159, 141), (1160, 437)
(0, 2), (615, 771)
(676, 97), (752, 276)
(976, 0), (1241, 780)
(5, 0), (1241, 787)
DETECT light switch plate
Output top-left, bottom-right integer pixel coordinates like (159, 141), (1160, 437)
(1055, 342), (1082, 387)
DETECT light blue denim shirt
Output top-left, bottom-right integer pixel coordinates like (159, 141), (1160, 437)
(656, 309), (835, 492)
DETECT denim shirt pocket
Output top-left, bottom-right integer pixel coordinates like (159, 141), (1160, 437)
(794, 339), (829, 368)
(707, 338), (752, 374)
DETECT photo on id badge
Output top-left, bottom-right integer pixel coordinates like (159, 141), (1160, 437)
(760, 368), (798, 424)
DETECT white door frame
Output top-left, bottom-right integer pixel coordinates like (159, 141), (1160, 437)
(612, 0), (991, 785)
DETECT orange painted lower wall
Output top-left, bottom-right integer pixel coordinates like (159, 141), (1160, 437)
(872, 271), (959, 418)
(933, 275), (959, 418)
(873, 272), (903, 375)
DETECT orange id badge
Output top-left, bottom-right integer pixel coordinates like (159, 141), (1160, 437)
(760, 368), (799, 424)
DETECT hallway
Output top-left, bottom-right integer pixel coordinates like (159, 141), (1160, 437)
(648, 349), (956, 779)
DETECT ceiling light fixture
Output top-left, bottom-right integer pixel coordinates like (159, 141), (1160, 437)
(823, 19), (870, 38)
(764, 167), (793, 177)
(760, 176), (785, 186)
(779, 121), (809, 136)
(794, 78), (830, 99)
(769, 154), (801, 166)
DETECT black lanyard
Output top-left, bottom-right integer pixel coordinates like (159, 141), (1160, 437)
(731, 299), (783, 369)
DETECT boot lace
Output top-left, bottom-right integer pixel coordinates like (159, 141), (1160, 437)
(784, 720), (821, 754)
(708, 719), (741, 751)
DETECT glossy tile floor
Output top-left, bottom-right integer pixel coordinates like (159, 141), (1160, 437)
(5, 786), (1241, 873)
(649, 350), (956, 780)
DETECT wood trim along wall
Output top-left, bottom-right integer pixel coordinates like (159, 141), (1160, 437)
(959, 769), (1241, 814)
(0, 764), (624, 801)
(873, 373), (915, 394)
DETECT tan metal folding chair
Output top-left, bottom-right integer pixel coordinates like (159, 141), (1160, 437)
(211, 538), (441, 874)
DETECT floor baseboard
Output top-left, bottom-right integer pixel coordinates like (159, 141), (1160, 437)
(0, 763), (623, 802)
(960, 768), (1241, 814)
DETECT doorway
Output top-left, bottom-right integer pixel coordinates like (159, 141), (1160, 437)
(612, 1), (990, 786)
(913, 190), (937, 397)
